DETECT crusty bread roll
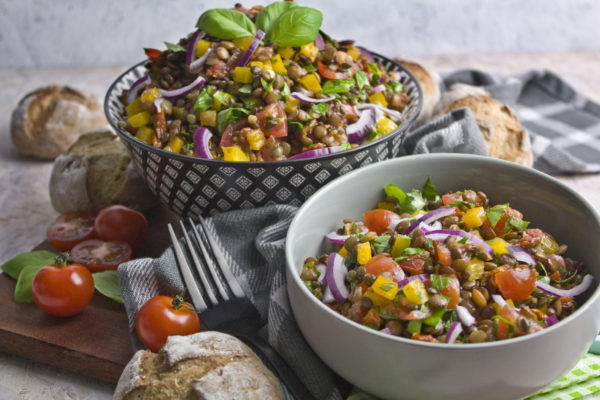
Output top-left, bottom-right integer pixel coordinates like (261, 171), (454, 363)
(113, 331), (283, 400)
(49, 129), (157, 213)
(395, 59), (441, 127)
(10, 85), (107, 160)
(434, 83), (533, 166)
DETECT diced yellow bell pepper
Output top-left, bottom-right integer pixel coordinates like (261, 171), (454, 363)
(506, 299), (515, 308)
(140, 87), (161, 104)
(126, 98), (144, 117)
(270, 54), (287, 74)
(233, 66), (253, 84)
(298, 42), (319, 62)
(539, 234), (559, 254)
(486, 237), (510, 255)
(135, 125), (154, 144)
(245, 129), (265, 151)
(466, 257), (484, 281)
(299, 73), (322, 93)
(391, 235), (411, 258)
(356, 242), (372, 265)
(195, 40), (211, 58)
(492, 302), (502, 314)
(128, 111), (151, 128)
(249, 61), (264, 69)
(199, 110), (216, 127)
(369, 91), (388, 107)
(371, 276), (398, 300)
(167, 136), (184, 154)
(403, 280), (429, 305)
(377, 201), (395, 211)
(338, 246), (347, 258)
(364, 287), (390, 307)
(462, 206), (486, 229)
(233, 36), (253, 51)
(278, 47), (296, 60)
(347, 46), (361, 60)
(222, 146), (249, 162)
(285, 98), (300, 113)
(376, 117), (398, 136)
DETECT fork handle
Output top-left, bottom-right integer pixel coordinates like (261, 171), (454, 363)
(241, 334), (317, 400)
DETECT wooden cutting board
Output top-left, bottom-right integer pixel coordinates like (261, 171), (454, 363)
(0, 205), (178, 384)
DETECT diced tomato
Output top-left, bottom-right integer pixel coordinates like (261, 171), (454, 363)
(220, 121), (248, 148)
(341, 103), (358, 122)
(435, 243), (452, 267)
(317, 61), (349, 80)
(259, 136), (278, 161)
(496, 304), (519, 340)
(144, 48), (162, 59)
(520, 228), (543, 248)
(363, 209), (400, 234)
(257, 102), (288, 138)
(397, 255), (426, 276)
(206, 61), (228, 78)
(364, 254), (405, 282)
(362, 308), (382, 327)
(495, 266), (536, 302)
(485, 207), (523, 237)
(383, 303), (431, 321)
(412, 333), (439, 343)
(442, 193), (461, 206)
(440, 275), (460, 309)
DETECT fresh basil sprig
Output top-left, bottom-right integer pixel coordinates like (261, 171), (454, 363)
(255, 1), (299, 39)
(93, 270), (123, 304)
(269, 6), (323, 47)
(196, 9), (257, 40)
(216, 108), (249, 134)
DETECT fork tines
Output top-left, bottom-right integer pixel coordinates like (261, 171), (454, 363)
(168, 216), (245, 311)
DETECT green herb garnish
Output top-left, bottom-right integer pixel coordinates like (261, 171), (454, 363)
(422, 177), (440, 202)
(196, 8), (257, 40)
(322, 78), (354, 95)
(340, 142), (352, 150)
(354, 70), (368, 90)
(395, 247), (428, 261)
(372, 234), (391, 254)
(430, 274), (451, 291)
(164, 42), (186, 53)
(311, 102), (329, 115)
(268, 6), (323, 47)
(194, 87), (214, 111)
(486, 204), (509, 228)
(216, 107), (248, 134)
(379, 282), (396, 292)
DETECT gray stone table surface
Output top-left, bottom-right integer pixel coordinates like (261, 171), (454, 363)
(0, 51), (599, 399)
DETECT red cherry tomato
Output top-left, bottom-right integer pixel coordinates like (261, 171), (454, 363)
(94, 205), (148, 250)
(440, 275), (460, 309)
(441, 193), (461, 206)
(46, 211), (95, 251)
(364, 254), (405, 282)
(257, 102), (288, 138)
(136, 295), (201, 352)
(495, 266), (536, 302)
(317, 61), (349, 80)
(31, 256), (94, 317)
(397, 255), (426, 276)
(144, 48), (162, 59)
(363, 209), (400, 235)
(70, 239), (132, 273)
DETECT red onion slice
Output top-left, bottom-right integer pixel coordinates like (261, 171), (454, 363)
(291, 92), (335, 104)
(158, 75), (206, 99)
(357, 103), (404, 122)
(127, 74), (151, 104)
(445, 321), (462, 343)
(424, 229), (493, 258)
(535, 274), (594, 298)
(193, 127), (213, 159)
(315, 33), (325, 50)
(506, 245), (536, 265)
(326, 252), (349, 303)
(238, 29), (265, 67)
(544, 314), (559, 327)
(397, 273), (430, 289)
(379, 327), (391, 335)
(456, 305), (475, 327)
(357, 46), (375, 62)
(403, 207), (456, 235)
(379, 75), (388, 83)
(323, 285), (334, 303)
(190, 48), (213, 73)
(153, 98), (164, 112)
(186, 30), (202, 65)
(316, 263), (327, 284)
(347, 108), (376, 144)
(288, 146), (341, 160)
(371, 84), (385, 93)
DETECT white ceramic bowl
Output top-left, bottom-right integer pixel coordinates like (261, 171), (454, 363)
(285, 154), (600, 400)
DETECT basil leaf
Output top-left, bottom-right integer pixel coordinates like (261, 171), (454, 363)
(379, 282), (396, 292)
(367, 62), (380, 84)
(213, 90), (233, 107)
(269, 6), (323, 47)
(216, 108), (248, 134)
(405, 189), (426, 213)
(507, 217), (529, 232)
(255, 1), (299, 39)
(395, 247), (428, 261)
(389, 81), (404, 95)
(93, 270), (123, 304)
(430, 274), (451, 291)
(164, 41), (185, 53)
(243, 96), (260, 110)
(340, 142), (352, 150)
(279, 83), (290, 100)
(443, 309), (458, 331)
(238, 84), (252, 96)
(486, 204), (509, 227)
(1, 250), (57, 280)
(457, 236), (469, 244)
(14, 264), (46, 303)
(289, 121), (304, 130)
(423, 307), (446, 327)
(372, 234), (391, 254)
(355, 70), (368, 90)
(422, 177), (440, 202)
(322, 78), (354, 95)
(194, 87), (214, 111)
(384, 184), (407, 205)
(311, 102), (329, 115)
(261, 77), (273, 92)
(304, 64), (316, 73)
(367, 126), (379, 141)
(182, 143), (194, 153)
(196, 9), (257, 40)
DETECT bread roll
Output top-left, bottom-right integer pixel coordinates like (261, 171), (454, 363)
(49, 129), (157, 213)
(10, 85), (107, 160)
(434, 83), (533, 166)
(113, 331), (283, 400)
(395, 59), (441, 127)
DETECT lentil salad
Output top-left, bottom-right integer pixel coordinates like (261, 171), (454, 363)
(300, 178), (594, 344)
(119, 2), (409, 162)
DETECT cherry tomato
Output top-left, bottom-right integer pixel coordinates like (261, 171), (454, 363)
(440, 275), (460, 309)
(136, 295), (201, 352)
(317, 61), (349, 80)
(441, 193), (461, 206)
(364, 254), (405, 282)
(397, 255), (426, 276)
(46, 211), (95, 251)
(485, 207), (523, 237)
(257, 102), (287, 137)
(70, 239), (132, 273)
(220, 120), (248, 147)
(435, 243), (453, 267)
(31, 256), (94, 317)
(144, 48), (162, 59)
(206, 61), (228, 78)
(363, 209), (400, 235)
(94, 205), (148, 250)
(495, 266), (536, 302)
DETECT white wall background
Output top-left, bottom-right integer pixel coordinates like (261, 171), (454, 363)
(1, 0), (599, 70)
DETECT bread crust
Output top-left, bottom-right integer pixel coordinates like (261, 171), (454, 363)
(396, 59), (441, 126)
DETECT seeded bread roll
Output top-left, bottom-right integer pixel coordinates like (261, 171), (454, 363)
(10, 85), (107, 160)
(113, 331), (283, 400)
(395, 59), (441, 127)
(49, 129), (157, 213)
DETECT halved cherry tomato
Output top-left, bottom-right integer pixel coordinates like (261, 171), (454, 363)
(364, 254), (405, 282)
(71, 239), (132, 273)
(496, 304), (519, 340)
(257, 102), (287, 137)
(144, 48), (162, 59)
(440, 275), (460, 309)
(136, 295), (201, 352)
(520, 228), (543, 248)
(220, 120), (248, 147)
(442, 193), (461, 206)
(485, 207), (523, 237)
(31, 255), (94, 317)
(363, 209), (400, 235)
(435, 243), (453, 267)
(94, 205), (148, 250)
(495, 266), (536, 302)
(46, 211), (96, 251)
(397, 255), (426, 276)
(317, 61), (349, 80)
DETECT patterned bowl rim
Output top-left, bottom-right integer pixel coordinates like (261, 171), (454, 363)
(104, 51), (423, 166)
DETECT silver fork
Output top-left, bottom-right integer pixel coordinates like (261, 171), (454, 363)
(168, 217), (316, 400)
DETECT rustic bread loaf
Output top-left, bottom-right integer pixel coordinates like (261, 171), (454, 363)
(395, 59), (441, 127)
(49, 129), (157, 213)
(113, 331), (283, 400)
(10, 85), (107, 160)
(434, 83), (533, 166)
